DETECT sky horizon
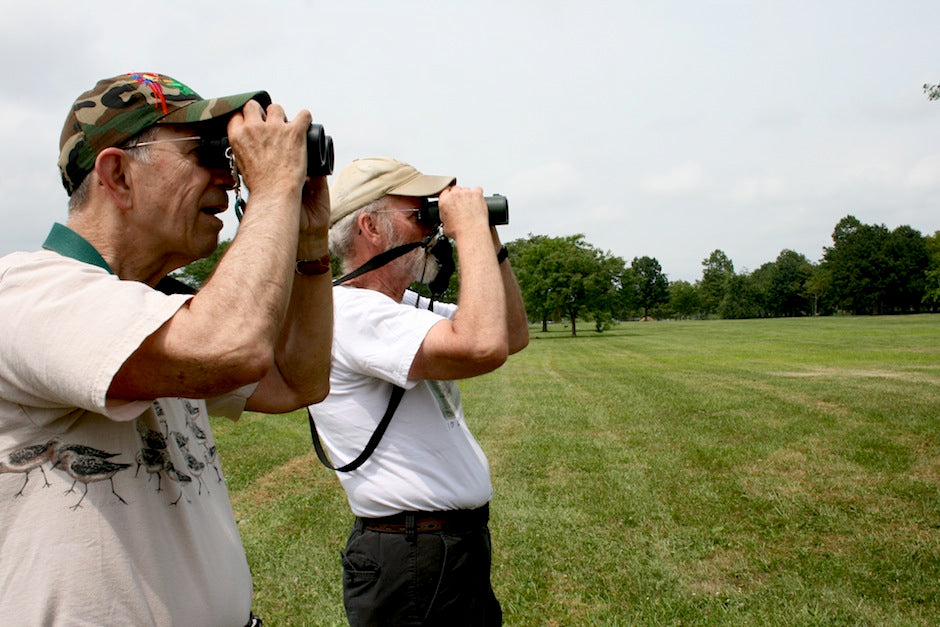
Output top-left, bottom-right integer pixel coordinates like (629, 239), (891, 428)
(1, 1), (937, 283)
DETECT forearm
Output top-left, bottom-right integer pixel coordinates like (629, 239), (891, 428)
(499, 260), (530, 354)
(191, 188), (302, 350)
(247, 232), (333, 412)
(490, 231), (529, 353)
(451, 227), (508, 359)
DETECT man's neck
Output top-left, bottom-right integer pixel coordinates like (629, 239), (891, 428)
(346, 271), (409, 302)
(65, 214), (181, 286)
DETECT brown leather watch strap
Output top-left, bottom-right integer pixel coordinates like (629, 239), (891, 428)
(295, 253), (331, 276)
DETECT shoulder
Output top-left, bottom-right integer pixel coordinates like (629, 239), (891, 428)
(331, 286), (444, 348)
(1, 250), (109, 295)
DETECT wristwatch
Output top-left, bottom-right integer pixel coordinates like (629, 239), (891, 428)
(295, 252), (331, 276)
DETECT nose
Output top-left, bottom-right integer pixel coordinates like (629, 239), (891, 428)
(418, 222), (436, 238)
(209, 166), (237, 190)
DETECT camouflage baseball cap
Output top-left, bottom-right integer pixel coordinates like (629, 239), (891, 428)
(58, 72), (270, 195)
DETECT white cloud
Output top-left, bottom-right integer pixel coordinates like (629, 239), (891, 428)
(642, 162), (708, 196)
(729, 176), (786, 204)
(905, 154), (940, 191)
(506, 162), (581, 201)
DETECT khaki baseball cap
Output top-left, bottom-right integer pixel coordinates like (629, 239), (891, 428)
(329, 157), (456, 225)
(58, 72), (270, 195)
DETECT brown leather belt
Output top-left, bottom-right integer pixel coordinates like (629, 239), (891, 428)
(358, 504), (489, 534)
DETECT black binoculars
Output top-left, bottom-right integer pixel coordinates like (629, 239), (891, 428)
(197, 123), (334, 177)
(418, 194), (509, 226)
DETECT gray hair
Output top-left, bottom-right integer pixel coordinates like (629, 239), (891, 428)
(329, 196), (393, 273)
(68, 127), (159, 213)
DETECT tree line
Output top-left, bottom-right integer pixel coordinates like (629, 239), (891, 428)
(503, 215), (939, 335)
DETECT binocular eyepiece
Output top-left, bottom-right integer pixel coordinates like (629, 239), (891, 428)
(418, 194), (509, 226)
(305, 123), (334, 177)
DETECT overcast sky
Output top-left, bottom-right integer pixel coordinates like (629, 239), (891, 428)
(2, 1), (938, 281)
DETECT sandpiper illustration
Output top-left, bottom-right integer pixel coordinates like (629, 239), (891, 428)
(0, 440), (56, 497)
(49, 439), (120, 470)
(171, 431), (189, 449)
(165, 461), (193, 506)
(55, 449), (131, 510)
(186, 416), (208, 443)
(135, 447), (171, 490)
(181, 451), (208, 495)
(205, 445), (223, 483)
(136, 420), (168, 450)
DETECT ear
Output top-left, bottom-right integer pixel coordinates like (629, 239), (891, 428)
(357, 211), (383, 245)
(94, 147), (134, 210)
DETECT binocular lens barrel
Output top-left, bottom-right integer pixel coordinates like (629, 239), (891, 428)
(306, 124), (334, 176)
(419, 194), (509, 226)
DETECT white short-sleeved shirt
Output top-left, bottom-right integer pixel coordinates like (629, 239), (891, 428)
(310, 286), (492, 518)
(0, 249), (254, 625)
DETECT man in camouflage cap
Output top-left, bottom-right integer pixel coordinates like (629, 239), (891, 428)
(0, 72), (334, 625)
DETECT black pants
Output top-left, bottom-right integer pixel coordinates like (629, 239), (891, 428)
(341, 510), (502, 626)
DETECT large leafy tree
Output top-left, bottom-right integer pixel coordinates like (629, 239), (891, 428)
(823, 216), (886, 314)
(699, 249), (735, 315)
(804, 264), (832, 316)
(665, 280), (702, 319)
(882, 225), (929, 313)
(822, 215), (928, 314)
(765, 249), (814, 317)
(509, 234), (625, 335)
(719, 273), (764, 319)
(584, 253), (629, 332)
(630, 256), (669, 318)
(510, 235), (560, 332)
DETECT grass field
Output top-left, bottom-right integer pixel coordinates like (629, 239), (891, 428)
(211, 314), (940, 626)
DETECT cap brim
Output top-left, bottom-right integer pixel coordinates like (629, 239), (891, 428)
(159, 90), (271, 124)
(388, 174), (456, 198)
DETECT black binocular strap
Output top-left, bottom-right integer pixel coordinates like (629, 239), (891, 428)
(307, 385), (405, 472)
(332, 241), (423, 287)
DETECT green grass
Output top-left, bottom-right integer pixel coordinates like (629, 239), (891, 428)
(212, 314), (940, 625)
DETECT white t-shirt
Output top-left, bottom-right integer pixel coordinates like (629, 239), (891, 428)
(310, 286), (492, 518)
(0, 250), (254, 625)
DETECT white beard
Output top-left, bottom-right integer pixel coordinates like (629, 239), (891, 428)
(402, 247), (440, 285)
(381, 217), (441, 286)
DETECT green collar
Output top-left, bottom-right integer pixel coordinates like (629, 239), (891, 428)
(42, 223), (113, 275)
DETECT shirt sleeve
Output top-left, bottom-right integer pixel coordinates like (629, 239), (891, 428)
(332, 287), (447, 388)
(206, 383), (259, 421)
(0, 255), (191, 420)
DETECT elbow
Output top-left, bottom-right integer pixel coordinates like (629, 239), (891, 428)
(207, 318), (279, 386)
(306, 377), (331, 405)
(510, 328), (530, 354)
(281, 356), (332, 407)
(234, 344), (277, 386)
(472, 342), (509, 372)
